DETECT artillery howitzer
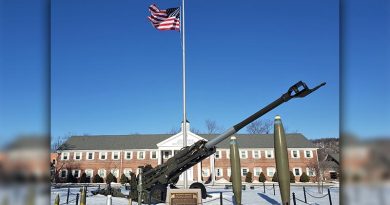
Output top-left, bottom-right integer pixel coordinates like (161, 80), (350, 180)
(130, 81), (325, 203)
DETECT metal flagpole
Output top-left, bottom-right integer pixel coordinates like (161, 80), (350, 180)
(181, 0), (188, 189)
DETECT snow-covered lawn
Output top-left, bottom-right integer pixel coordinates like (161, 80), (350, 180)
(50, 183), (340, 205)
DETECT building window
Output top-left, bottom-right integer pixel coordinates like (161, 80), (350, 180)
(202, 168), (210, 177)
(215, 150), (221, 159)
(241, 168), (249, 176)
(293, 168), (302, 176)
(99, 152), (107, 160)
(226, 150), (230, 159)
(240, 150), (248, 159)
(291, 150), (300, 158)
(306, 168), (316, 176)
(163, 151), (171, 159)
(265, 150), (274, 158)
(227, 168), (231, 177)
(72, 170), (80, 178)
(267, 167), (276, 177)
(98, 169), (106, 178)
(254, 167), (262, 177)
(74, 152), (82, 160)
(329, 171), (338, 179)
(137, 151), (145, 159)
(125, 151), (132, 160)
(111, 169), (119, 178)
(87, 152), (94, 160)
(112, 151), (120, 160)
(252, 150), (261, 159)
(60, 170), (67, 178)
(124, 169), (132, 177)
(85, 169), (94, 178)
(61, 152), (69, 160)
(215, 168), (223, 177)
(305, 150), (313, 158)
(150, 151), (157, 159)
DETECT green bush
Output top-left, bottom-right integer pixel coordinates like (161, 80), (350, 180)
(120, 173), (129, 184)
(144, 164), (153, 172)
(66, 171), (77, 183)
(79, 172), (88, 183)
(290, 171), (295, 183)
(92, 174), (103, 183)
(245, 172), (253, 183)
(300, 172), (310, 182)
(106, 172), (117, 184)
(259, 172), (266, 183)
(272, 172), (278, 182)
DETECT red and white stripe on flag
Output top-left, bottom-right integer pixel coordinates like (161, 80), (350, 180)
(147, 4), (180, 31)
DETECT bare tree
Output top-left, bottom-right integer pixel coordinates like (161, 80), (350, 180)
(307, 158), (339, 193)
(190, 127), (200, 134)
(167, 126), (201, 134)
(51, 134), (73, 183)
(205, 119), (220, 134)
(246, 119), (273, 134)
(51, 135), (71, 151)
(167, 127), (180, 134)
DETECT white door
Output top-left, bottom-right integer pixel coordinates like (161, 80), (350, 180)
(179, 167), (193, 182)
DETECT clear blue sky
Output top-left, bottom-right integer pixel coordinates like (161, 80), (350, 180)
(0, 0), (49, 146)
(3, 0), (387, 148)
(343, 0), (390, 137)
(51, 0), (339, 140)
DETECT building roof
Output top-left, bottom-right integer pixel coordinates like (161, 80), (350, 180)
(59, 133), (316, 150)
(3, 136), (49, 151)
(328, 153), (340, 163)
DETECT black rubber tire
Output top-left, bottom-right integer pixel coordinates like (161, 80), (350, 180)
(189, 182), (207, 199)
(148, 184), (167, 204)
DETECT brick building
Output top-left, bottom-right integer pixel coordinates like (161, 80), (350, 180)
(54, 123), (318, 183)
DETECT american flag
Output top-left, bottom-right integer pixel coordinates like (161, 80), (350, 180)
(148, 4), (180, 31)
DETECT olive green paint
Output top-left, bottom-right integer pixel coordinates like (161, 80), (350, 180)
(230, 136), (242, 205)
(274, 115), (290, 205)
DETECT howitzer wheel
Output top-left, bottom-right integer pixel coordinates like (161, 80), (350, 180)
(147, 184), (167, 204)
(190, 182), (207, 199)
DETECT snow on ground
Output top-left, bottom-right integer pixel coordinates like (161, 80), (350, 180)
(0, 184), (49, 205)
(50, 183), (340, 205)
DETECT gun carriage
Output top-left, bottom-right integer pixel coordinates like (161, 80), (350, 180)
(130, 81), (325, 203)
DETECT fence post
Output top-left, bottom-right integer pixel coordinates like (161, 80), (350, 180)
(303, 186), (307, 203)
(292, 193), (296, 205)
(263, 182), (265, 193)
(106, 195), (112, 205)
(54, 194), (60, 205)
(137, 168), (143, 205)
(66, 187), (70, 204)
(220, 192), (223, 205)
(328, 188), (332, 205)
(80, 186), (86, 205)
(75, 193), (79, 205)
(273, 184), (275, 195)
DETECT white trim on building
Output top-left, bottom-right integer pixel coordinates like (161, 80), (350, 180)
(74, 152), (82, 160)
(252, 150), (261, 159)
(137, 151), (145, 159)
(291, 150), (300, 158)
(293, 167), (302, 176)
(267, 167), (276, 177)
(61, 152), (70, 160)
(99, 152), (107, 160)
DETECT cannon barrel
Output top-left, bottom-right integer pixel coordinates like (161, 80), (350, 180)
(205, 81), (325, 148)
